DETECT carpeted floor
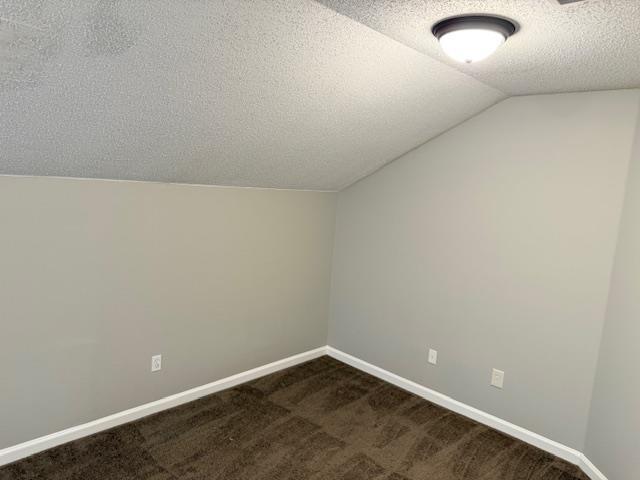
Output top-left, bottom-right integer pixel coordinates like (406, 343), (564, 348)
(0, 356), (589, 480)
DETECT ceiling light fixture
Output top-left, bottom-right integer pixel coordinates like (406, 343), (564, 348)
(432, 15), (516, 64)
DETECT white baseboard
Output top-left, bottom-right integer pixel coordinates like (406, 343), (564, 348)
(0, 346), (326, 467)
(579, 454), (608, 480)
(326, 346), (607, 480)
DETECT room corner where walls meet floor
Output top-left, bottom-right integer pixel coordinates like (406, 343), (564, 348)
(0, 346), (607, 480)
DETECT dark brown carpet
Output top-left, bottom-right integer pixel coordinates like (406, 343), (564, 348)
(0, 356), (589, 480)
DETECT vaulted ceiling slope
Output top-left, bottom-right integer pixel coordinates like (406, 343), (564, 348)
(0, 1), (638, 191)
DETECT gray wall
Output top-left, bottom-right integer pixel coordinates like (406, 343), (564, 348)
(3, 90), (640, 464)
(0, 176), (336, 449)
(329, 90), (640, 450)
(585, 98), (640, 480)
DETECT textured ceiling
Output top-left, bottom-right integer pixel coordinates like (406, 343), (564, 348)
(317, 0), (640, 96)
(0, 0), (503, 190)
(1, 1), (638, 190)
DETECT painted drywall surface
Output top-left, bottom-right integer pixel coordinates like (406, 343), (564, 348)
(584, 99), (640, 480)
(0, 176), (336, 449)
(329, 90), (640, 450)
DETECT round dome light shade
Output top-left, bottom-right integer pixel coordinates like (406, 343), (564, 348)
(432, 15), (516, 64)
(439, 29), (505, 63)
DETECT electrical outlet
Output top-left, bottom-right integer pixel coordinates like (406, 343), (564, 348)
(151, 354), (162, 372)
(491, 368), (504, 389)
(428, 348), (438, 365)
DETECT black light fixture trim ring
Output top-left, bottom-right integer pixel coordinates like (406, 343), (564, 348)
(432, 15), (517, 40)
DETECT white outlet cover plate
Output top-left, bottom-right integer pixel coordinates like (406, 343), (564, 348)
(491, 368), (505, 388)
(428, 348), (438, 365)
(151, 355), (162, 372)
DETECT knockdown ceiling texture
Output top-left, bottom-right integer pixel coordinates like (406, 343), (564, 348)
(0, 0), (503, 190)
(318, 0), (640, 96)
